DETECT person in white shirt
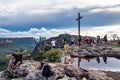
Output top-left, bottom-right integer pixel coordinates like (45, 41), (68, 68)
(51, 39), (56, 48)
(70, 36), (75, 47)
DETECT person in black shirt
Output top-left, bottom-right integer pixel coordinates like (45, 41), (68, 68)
(6, 50), (30, 71)
(12, 51), (23, 68)
(103, 34), (107, 44)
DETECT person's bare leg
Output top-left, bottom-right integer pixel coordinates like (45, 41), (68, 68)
(71, 58), (74, 64)
(13, 61), (21, 68)
(6, 59), (14, 71)
(64, 49), (68, 55)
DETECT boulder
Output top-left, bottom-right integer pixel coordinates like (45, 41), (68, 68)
(68, 77), (77, 80)
(25, 67), (65, 80)
(53, 68), (65, 79)
(1, 61), (41, 78)
(87, 70), (114, 80)
(25, 70), (47, 80)
(12, 61), (41, 76)
(11, 77), (25, 80)
(64, 65), (87, 79)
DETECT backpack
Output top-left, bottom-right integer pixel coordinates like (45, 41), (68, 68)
(42, 65), (54, 77)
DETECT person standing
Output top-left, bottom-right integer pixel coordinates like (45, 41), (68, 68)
(51, 39), (56, 48)
(70, 36), (75, 47)
(64, 41), (68, 55)
(87, 37), (92, 46)
(103, 34), (107, 44)
(78, 35), (82, 46)
(96, 35), (100, 43)
(83, 36), (88, 46)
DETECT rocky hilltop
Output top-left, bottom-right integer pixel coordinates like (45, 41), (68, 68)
(1, 34), (120, 80)
(1, 60), (120, 80)
(69, 44), (120, 59)
(1, 43), (120, 80)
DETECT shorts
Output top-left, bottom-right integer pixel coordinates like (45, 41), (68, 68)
(71, 42), (74, 45)
(64, 44), (68, 49)
(13, 60), (22, 65)
(52, 46), (56, 48)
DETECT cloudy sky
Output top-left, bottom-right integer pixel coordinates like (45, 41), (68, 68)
(0, 0), (120, 38)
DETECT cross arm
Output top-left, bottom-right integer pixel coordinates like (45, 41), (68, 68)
(76, 16), (83, 21)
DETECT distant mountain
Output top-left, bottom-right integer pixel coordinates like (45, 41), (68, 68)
(0, 37), (34, 45)
(0, 37), (47, 55)
(13, 37), (34, 44)
(0, 37), (47, 45)
(0, 37), (36, 55)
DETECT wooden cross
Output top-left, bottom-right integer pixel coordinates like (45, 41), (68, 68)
(76, 13), (83, 47)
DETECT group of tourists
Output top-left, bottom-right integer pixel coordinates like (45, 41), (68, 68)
(96, 34), (108, 44)
(51, 34), (108, 50)
(50, 34), (108, 65)
(83, 34), (108, 46)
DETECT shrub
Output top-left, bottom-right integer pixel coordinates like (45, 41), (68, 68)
(34, 48), (62, 62)
(45, 49), (62, 62)
(33, 51), (46, 60)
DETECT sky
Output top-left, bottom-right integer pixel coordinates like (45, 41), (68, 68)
(0, 0), (120, 38)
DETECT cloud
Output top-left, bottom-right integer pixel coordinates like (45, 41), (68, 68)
(0, 26), (120, 40)
(0, 28), (10, 33)
(0, 0), (120, 31)
(82, 25), (120, 39)
(0, 0), (120, 16)
(89, 4), (120, 13)
(0, 0), (120, 38)
(0, 27), (74, 38)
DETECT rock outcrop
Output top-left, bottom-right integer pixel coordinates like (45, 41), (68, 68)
(0, 60), (118, 80)
(69, 45), (120, 59)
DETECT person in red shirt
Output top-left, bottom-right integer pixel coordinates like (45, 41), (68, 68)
(83, 36), (88, 45)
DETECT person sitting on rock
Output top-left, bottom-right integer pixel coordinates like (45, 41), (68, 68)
(6, 50), (30, 71)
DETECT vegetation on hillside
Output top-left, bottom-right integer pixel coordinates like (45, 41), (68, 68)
(0, 57), (9, 71)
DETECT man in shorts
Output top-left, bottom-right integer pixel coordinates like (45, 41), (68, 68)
(6, 50), (30, 71)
